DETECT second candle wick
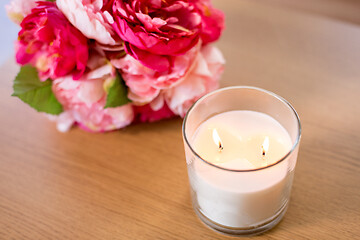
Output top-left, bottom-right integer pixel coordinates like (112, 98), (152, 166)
(213, 129), (224, 152)
(262, 136), (270, 157)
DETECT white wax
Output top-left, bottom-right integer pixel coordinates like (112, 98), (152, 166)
(189, 110), (293, 228)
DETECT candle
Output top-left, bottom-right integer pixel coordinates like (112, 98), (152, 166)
(182, 86), (301, 236)
(189, 110), (292, 228)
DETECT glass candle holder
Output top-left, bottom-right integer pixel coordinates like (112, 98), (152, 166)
(182, 86), (301, 236)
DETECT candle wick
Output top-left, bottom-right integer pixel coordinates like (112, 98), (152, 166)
(262, 136), (269, 159)
(219, 143), (224, 152)
(261, 146), (266, 161)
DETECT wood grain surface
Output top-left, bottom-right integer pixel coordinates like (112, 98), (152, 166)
(1, 0), (360, 239)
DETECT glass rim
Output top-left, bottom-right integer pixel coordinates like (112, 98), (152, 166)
(182, 86), (302, 172)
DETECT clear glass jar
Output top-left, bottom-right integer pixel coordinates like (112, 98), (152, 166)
(182, 86), (301, 236)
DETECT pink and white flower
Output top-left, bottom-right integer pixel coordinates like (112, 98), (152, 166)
(111, 44), (199, 104)
(150, 45), (225, 117)
(52, 63), (134, 132)
(128, 45), (224, 121)
(161, 45), (225, 117)
(57, 0), (118, 45)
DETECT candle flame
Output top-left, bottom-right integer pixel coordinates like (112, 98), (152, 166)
(212, 129), (223, 152)
(262, 136), (270, 156)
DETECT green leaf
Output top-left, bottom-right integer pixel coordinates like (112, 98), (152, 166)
(104, 73), (131, 108)
(12, 65), (63, 115)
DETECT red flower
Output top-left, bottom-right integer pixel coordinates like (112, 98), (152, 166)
(110, 0), (224, 72)
(16, 1), (89, 80)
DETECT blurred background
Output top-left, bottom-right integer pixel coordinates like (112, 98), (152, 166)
(258, 0), (360, 25)
(1, 0), (18, 65)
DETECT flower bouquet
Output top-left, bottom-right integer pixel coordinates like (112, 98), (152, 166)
(6, 0), (225, 132)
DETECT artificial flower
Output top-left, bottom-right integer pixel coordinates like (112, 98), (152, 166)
(133, 102), (175, 123)
(16, 1), (89, 80)
(110, 0), (224, 72)
(111, 43), (199, 104)
(52, 63), (134, 132)
(8, 0), (225, 132)
(164, 45), (225, 117)
(57, 0), (118, 45)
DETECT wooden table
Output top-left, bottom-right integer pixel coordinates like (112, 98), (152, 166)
(1, 1), (359, 239)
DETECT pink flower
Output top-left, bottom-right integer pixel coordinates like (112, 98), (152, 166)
(52, 63), (134, 132)
(111, 44), (199, 104)
(163, 45), (225, 117)
(133, 102), (175, 123)
(5, 0), (37, 24)
(16, 2), (89, 80)
(193, 0), (225, 44)
(111, 54), (160, 104)
(56, 0), (118, 45)
(110, 0), (224, 72)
